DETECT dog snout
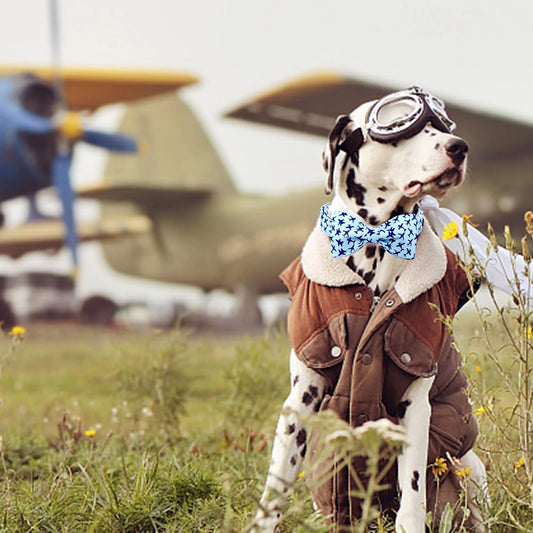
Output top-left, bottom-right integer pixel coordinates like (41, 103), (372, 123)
(445, 138), (469, 166)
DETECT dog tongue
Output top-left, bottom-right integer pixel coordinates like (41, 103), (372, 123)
(404, 181), (422, 197)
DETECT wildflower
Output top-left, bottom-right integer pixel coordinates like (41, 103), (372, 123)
(475, 406), (486, 416)
(298, 471), (305, 479)
(141, 406), (153, 417)
(525, 211), (533, 234)
(9, 326), (25, 338)
(85, 429), (96, 438)
(455, 466), (472, 479)
(442, 220), (459, 241)
(432, 457), (448, 477)
(528, 326), (532, 339)
(516, 456), (525, 469)
(475, 365), (482, 374)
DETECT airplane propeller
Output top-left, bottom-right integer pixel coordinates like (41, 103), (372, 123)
(0, 0), (140, 273)
(0, 90), (139, 273)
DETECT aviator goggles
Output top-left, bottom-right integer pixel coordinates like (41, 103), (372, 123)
(365, 86), (456, 143)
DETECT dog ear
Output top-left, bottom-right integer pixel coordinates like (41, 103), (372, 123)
(323, 115), (356, 195)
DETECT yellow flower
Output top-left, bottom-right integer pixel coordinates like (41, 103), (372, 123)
(432, 457), (448, 477)
(475, 365), (482, 374)
(298, 471), (305, 479)
(455, 466), (472, 479)
(475, 406), (486, 416)
(516, 456), (525, 469)
(10, 326), (25, 338)
(85, 429), (96, 438)
(442, 220), (459, 241)
(528, 326), (532, 339)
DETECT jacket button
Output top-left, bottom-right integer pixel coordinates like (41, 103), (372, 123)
(358, 414), (369, 424)
(354, 292), (362, 300)
(361, 352), (373, 365)
(400, 352), (412, 364)
(385, 299), (395, 307)
(331, 346), (342, 358)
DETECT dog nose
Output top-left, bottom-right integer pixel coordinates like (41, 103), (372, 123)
(445, 138), (469, 165)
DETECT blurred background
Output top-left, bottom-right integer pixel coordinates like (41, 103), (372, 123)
(0, 0), (530, 329)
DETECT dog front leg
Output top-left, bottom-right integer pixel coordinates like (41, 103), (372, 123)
(395, 375), (435, 533)
(251, 349), (327, 533)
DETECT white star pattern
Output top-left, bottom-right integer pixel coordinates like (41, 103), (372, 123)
(319, 203), (424, 260)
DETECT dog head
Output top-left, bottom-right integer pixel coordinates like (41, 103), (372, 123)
(323, 87), (467, 223)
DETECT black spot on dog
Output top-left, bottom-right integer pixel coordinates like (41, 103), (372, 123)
(302, 385), (320, 406)
(302, 392), (314, 406)
(379, 247), (386, 260)
(314, 400), (321, 412)
(357, 208), (368, 220)
(397, 399), (412, 419)
(293, 375), (299, 387)
(374, 285), (381, 297)
(300, 444), (307, 458)
(368, 215), (379, 226)
(378, 185), (388, 192)
(346, 169), (367, 206)
(372, 258), (377, 270)
(290, 456), (297, 467)
(411, 470), (420, 492)
(391, 205), (405, 218)
(346, 256), (358, 272)
(434, 143), (441, 150)
(363, 270), (375, 284)
(296, 429), (307, 448)
(395, 275), (400, 283)
(351, 151), (360, 166)
(365, 245), (376, 258)
(286, 423), (296, 435)
(377, 197), (385, 204)
(390, 141), (398, 147)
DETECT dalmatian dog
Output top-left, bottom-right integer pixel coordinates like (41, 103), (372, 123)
(251, 87), (488, 533)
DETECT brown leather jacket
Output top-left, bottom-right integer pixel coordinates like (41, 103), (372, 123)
(280, 248), (478, 529)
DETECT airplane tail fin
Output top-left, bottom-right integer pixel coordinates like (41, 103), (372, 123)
(80, 92), (235, 206)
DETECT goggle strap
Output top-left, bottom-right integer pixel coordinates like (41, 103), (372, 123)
(339, 128), (364, 155)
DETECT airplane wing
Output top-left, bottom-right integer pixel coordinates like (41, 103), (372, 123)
(77, 182), (212, 207)
(225, 71), (533, 162)
(0, 65), (198, 110)
(0, 214), (151, 258)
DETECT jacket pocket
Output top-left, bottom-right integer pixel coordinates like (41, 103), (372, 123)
(299, 314), (348, 369)
(384, 318), (437, 377)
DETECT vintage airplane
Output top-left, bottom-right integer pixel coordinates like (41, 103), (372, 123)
(77, 91), (321, 310)
(226, 71), (533, 236)
(0, 65), (198, 268)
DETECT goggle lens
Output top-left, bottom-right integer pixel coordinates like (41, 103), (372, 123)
(375, 98), (420, 129)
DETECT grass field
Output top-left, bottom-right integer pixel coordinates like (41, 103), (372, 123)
(0, 310), (531, 531)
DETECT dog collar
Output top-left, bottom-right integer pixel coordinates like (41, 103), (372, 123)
(320, 203), (424, 260)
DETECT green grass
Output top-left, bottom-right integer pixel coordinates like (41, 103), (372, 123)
(0, 314), (531, 531)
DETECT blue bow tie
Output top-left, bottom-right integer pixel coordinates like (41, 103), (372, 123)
(320, 203), (424, 260)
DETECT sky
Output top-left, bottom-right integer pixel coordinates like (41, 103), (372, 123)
(1, 0), (532, 196)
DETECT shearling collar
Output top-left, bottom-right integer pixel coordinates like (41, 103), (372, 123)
(301, 215), (447, 304)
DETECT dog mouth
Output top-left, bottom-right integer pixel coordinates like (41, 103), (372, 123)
(403, 168), (463, 198)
